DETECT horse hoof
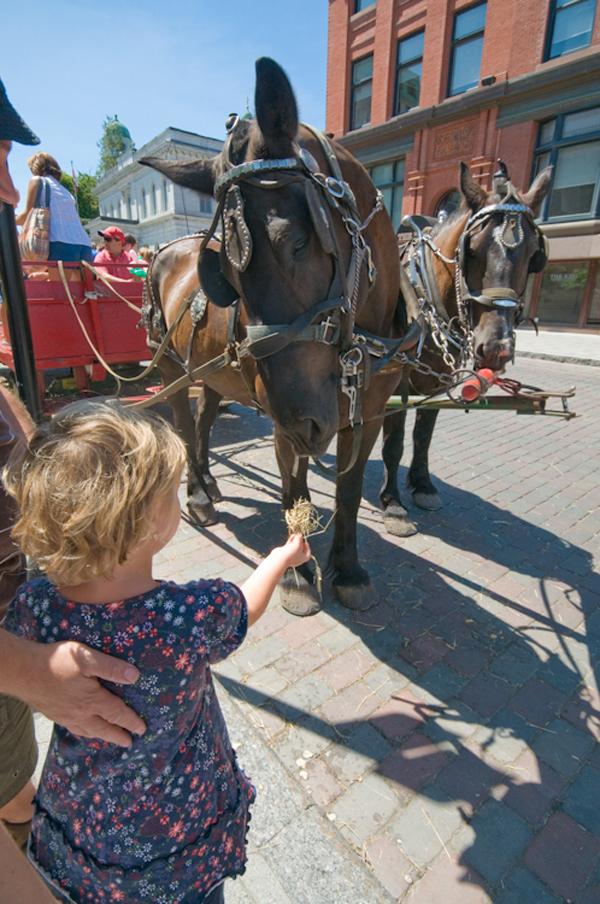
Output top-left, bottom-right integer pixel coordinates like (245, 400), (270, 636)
(205, 480), (223, 504)
(333, 580), (377, 611)
(383, 503), (418, 537)
(412, 491), (442, 511)
(280, 569), (321, 617)
(187, 500), (219, 526)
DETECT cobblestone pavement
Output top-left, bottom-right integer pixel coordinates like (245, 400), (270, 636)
(35, 358), (600, 902)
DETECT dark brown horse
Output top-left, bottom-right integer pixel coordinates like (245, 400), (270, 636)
(381, 162), (552, 536)
(141, 59), (549, 616)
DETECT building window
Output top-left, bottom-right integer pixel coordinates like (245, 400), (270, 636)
(141, 190), (147, 220)
(395, 31), (424, 116)
(448, 2), (487, 97)
(162, 179), (169, 211)
(537, 262), (589, 324)
(354, 0), (375, 11)
(370, 159), (404, 232)
(534, 107), (600, 220)
(350, 55), (373, 131)
(545, 0), (596, 60)
(435, 189), (462, 221)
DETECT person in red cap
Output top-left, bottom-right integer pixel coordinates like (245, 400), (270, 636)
(93, 226), (134, 281)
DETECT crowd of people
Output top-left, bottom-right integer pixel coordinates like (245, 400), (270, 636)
(0, 79), (311, 904)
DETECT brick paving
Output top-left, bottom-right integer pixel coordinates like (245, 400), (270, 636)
(34, 358), (600, 901)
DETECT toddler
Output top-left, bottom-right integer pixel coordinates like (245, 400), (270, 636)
(3, 400), (310, 904)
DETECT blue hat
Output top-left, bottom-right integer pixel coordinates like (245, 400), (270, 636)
(0, 79), (40, 145)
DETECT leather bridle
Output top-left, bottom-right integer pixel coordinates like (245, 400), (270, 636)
(196, 120), (423, 471)
(401, 190), (547, 370)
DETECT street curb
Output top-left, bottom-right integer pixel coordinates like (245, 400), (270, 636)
(515, 351), (600, 367)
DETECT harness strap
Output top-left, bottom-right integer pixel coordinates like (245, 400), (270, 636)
(238, 296), (345, 360)
(129, 348), (234, 409)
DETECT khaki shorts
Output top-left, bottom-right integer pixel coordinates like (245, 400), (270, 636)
(0, 694), (37, 808)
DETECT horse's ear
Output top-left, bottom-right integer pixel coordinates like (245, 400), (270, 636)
(459, 161), (487, 212)
(522, 166), (553, 216)
(254, 57), (298, 156)
(139, 156), (215, 195)
(198, 248), (238, 308)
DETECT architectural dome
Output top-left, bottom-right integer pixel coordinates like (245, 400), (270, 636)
(106, 118), (132, 143)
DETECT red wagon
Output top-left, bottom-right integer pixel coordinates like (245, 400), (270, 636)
(0, 260), (150, 398)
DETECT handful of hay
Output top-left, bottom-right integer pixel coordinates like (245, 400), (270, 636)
(284, 498), (322, 538)
(284, 499), (326, 599)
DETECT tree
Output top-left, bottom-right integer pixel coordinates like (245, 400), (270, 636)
(96, 115), (133, 177)
(60, 172), (99, 222)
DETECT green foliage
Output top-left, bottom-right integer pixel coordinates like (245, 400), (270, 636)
(96, 115), (132, 177)
(60, 172), (100, 222)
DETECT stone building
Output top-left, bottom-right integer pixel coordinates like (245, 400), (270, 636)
(87, 126), (223, 248)
(327, 0), (600, 331)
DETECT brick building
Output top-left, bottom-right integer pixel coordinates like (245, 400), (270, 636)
(327, 0), (600, 330)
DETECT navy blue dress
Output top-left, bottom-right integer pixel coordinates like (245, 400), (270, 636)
(6, 577), (255, 903)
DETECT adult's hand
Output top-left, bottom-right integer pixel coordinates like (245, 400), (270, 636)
(2, 634), (146, 746)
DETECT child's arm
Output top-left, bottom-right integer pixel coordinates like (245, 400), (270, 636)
(241, 534), (311, 626)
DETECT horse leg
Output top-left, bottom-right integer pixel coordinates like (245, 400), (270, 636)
(274, 428), (321, 617)
(329, 418), (385, 611)
(194, 383), (223, 504)
(407, 408), (442, 510)
(159, 362), (217, 526)
(380, 409), (418, 537)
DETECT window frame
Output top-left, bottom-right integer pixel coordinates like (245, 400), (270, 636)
(534, 105), (600, 223)
(354, 0), (375, 12)
(349, 54), (374, 131)
(447, 1), (487, 98)
(544, 0), (597, 62)
(394, 30), (425, 116)
(369, 158), (405, 232)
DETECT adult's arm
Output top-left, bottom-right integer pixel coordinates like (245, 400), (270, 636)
(0, 822), (55, 903)
(0, 629), (146, 747)
(14, 177), (39, 227)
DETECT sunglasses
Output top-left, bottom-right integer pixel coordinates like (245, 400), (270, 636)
(103, 237), (121, 242)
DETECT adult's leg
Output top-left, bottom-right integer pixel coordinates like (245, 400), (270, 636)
(0, 388), (37, 851)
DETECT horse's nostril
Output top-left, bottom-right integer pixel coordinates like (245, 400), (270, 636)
(475, 343), (485, 360)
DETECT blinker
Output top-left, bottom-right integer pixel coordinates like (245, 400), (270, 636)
(305, 180), (335, 256)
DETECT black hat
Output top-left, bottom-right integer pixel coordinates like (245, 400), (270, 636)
(0, 79), (40, 145)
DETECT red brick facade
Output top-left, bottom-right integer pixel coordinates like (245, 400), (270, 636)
(327, 0), (600, 329)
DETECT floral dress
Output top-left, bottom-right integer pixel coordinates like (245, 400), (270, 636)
(5, 577), (255, 904)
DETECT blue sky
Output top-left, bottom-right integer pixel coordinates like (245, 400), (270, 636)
(4, 0), (328, 202)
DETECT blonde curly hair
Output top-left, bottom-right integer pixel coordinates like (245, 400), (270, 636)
(3, 400), (186, 585)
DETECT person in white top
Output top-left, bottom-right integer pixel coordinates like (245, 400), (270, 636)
(15, 153), (93, 262)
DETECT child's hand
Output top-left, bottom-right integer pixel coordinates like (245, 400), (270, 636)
(275, 534), (311, 569)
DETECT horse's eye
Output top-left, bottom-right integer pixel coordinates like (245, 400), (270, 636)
(293, 237), (309, 257)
